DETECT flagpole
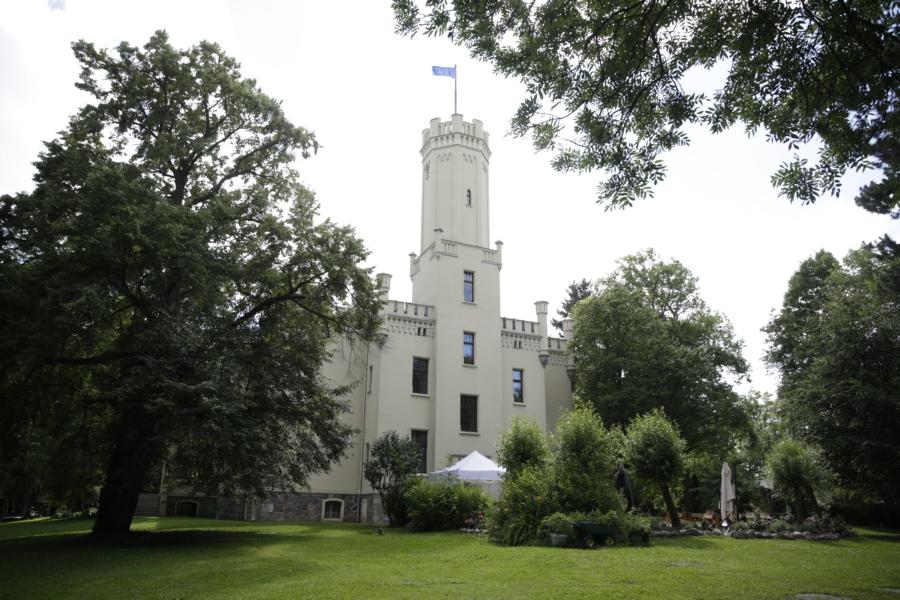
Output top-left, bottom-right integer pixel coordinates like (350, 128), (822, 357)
(454, 64), (458, 114)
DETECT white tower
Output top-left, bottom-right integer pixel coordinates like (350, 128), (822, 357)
(408, 114), (505, 466)
(419, 113), (491, 251)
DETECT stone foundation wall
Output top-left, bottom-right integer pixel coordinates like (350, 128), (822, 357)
(164, 495), (218, 519)
(156, 491), (386, 524)
(253, 492), (384, 524)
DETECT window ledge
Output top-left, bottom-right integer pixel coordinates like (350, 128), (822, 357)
(463, 301), (477, 305)
(462, 363), (477, 368)
(513, 403), (527, 407)
(459, 431), (480, 436)
(411, 393), (431, 398)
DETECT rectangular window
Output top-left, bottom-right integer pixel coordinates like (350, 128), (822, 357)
(463, 332), (475, 365)
(512, 368), (524, 403)
(463, 271), (475, 302)
(412, 357), (429, 394)
(460, 395), (478, 432)
(411, 429), (428, 473)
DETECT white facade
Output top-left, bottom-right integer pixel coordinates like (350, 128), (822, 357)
(304, 115), (575, 515)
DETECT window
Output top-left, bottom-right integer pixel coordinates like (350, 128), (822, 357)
(411, 429), (428, 473)
(463, 270), (475, 302)
(460, 395), (478, 432)
(466, 188), (472, 206)
(322, 499), (343, 521)
(463, 332), (475, 365)
(513, 368), (524, 403)
(412, 357), (429, 394)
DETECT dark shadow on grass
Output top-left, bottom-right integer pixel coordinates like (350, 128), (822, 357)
(859, 532), (900, 543)
(1, 528), (322, 554)
(78, 529), (302, 549)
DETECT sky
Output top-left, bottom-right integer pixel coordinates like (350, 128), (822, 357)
(1, 1), (897, 396)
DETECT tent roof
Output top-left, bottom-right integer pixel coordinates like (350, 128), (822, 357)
(431, 450), (506, 481)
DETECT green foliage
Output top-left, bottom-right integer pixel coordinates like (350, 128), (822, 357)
(491, 407), (623, 546)
(548, 510), (651, 546)
(363, 432), (422, 526)
(405, 478), (489, 532)
(550, 406), (622, 514)
(488, 465), (557, 546)
(393, 1), (899, 216)
(0, 32), (382, 533)
(769, 519), (790, 533)
(583, 510), (651, 546)
(538, 512), (575, 538)
(495, 417), (548, 479)
(570, 250), (749, 455)
(765, 239), (900, 504)
(625, 411), (686, 486)
(766, 440), (831, 523)
(624, 410), (686, 527)
(550, 278), (592, 332)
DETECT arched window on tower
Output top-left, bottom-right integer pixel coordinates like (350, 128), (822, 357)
(466, 189), (472, 206)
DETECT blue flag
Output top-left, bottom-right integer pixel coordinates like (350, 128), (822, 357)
(432, 65), (456, 79)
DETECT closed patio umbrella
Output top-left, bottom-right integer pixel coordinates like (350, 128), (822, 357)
(720, 462), (737, 523)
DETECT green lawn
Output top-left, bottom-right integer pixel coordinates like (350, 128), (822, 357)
(1, 518), (898, 599)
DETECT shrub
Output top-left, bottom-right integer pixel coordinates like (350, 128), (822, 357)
(769, 519), (790, 533)
(551, 407), (622, 514)
(621, 512), (651, 545)
(406, 479), (490, 532)
(767, 440), (831, 522)
(496, 418), (548, 478)
(624, 410), (686, 527)
(538, 512), (575, 539)
(363, 431), (421, 526)
(488, 465), (557, 546)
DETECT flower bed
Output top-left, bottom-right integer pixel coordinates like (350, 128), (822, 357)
(649, 515), (855, 541)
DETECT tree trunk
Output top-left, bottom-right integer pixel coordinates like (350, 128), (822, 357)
(92, 421), (157, 536)
(660, 483), (681, 528)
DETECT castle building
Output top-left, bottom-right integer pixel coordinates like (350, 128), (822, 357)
(154, 115), (575, 522)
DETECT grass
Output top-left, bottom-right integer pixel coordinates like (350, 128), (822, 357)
(1, 518), (899, 599)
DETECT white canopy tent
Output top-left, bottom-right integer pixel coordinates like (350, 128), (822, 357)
(429, 450), (506, 498)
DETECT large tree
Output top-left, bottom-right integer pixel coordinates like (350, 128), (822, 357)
(0, 32), (381, 535)
(568, 250), (749, 453)
(394, 0), (899, 216)
(551, 278), (592, 333)
(765, 238), (900, 504)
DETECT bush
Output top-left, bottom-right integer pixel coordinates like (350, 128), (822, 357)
(767, 440), (831, 522)
(488, 465), (557, 546)
(551, 407), (622, 514)
(769, 519), (790, 533)
(363, 431), (422, 526)
(621, 512), (652, 545)
(624, 410), (686, 527)
(538, 512), (575, 539)
(496, 418), (548, 478)
(406, 479), (490, 532)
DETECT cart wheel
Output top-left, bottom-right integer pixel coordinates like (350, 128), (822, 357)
(582, 534), (595, 549)
(604, 536), (615, 547)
